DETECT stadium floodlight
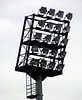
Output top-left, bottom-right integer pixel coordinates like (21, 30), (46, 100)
(39, 7), (47, 14)
(30, 58), (39, 67)
(15, 7), (73, 100)
(48, 8), (55, 16)
(34, 33), (42, 40)
(47, 22), (53, 29)
(48, 62), (55, 69)
(40, 59), (47, 68)
(61, 38), (68, 45)
(56, 64), (64, 71)
(42, 47), (49, 55)
(31, 45), (38, 53)
(66, 12), (73, 20)
(50, 49), (58, 57)
(56, 10), (64, 18)
(38, 20), (45, 27)
(63, 25), (70, 33)
(55, 24), (62, 32)
(59, 51), (66, 58)
(43, 35), (51, 42)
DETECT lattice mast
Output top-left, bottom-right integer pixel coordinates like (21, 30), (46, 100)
(15, 7), (73, 100)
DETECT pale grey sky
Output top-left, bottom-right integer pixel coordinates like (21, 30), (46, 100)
(0, 0), (82, 100)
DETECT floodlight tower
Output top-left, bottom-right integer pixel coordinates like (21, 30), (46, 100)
(15, 7), (73, 100)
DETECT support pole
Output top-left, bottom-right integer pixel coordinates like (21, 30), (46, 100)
(36, 74), (43, 100)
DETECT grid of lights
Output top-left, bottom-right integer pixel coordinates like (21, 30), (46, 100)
(39, 7), (73, 20)
(30, 7), (72, 71)
(36, 21), (70, 34)
(16, 6), (73, 75)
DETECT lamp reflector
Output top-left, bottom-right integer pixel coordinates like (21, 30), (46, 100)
(30, 58), (39, 66)
(39, 7), (47, 14)
(52, 36), (60, 44)
(55, 36), (60, 44)
(34, 33), (42, 40)
(40, 59), (47, 68)
(63, 25), (70, 33)
(50, 49), (58, 57)
(31, 45), (38, 53)
(47, 22), (53, 29)
(59, 51), (66, 58)
(48, 62), (55, 69)
(48, 9), (55, 16)
(56, 24), (62, 31)
(56, 10), (64, 18)
(43, 35), (51, 42)
(56, 64), (64, 71)
(38, 20), (45, 27)
(65, 25), (70, 33)
(61, 38), (68, 45)
(66, 13), (73, 20)
(42, 47), (49, 55)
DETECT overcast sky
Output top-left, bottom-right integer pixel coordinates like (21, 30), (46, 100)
(0, 0), (82, 100)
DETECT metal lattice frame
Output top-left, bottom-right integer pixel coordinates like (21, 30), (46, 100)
(15, 14), (69, 78)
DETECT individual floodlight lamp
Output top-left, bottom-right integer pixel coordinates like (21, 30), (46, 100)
(42, 47), (49, 55)
(30, 58), (39, 67)
(39, 7), (47, 14)
(40, 59), (47, 68)
(66, 12), (73, 20)
(47, 22), (53, 29)
(56, 10), (64, 18)
(61, 38), (68, 45)
(56, 64), (64, 71)
(31, 45), (38, 53)
(52, 36), (60, 44)
(34, 33), (42, 40)
(59, 51), (66, 58)
(50, 49), (58, 57)
(48, 8), (55, 16)
(63, 25), (70, 33)
(43, 35), (51, 42)
(38, 20), (45, 27)
(48, 62), (55, 69)
(55, 24), (62, 32)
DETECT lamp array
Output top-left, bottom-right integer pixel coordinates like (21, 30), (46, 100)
(39, 7), (73, 20)
(37, 20), (70, 33)
(29, 58), (54, 69)
(30, 31), (68, 66)
(26, 7), (72, 71)
(29, 57), (63, 71)
(31, 32), (68, 46)
(30, 45), (66, 59)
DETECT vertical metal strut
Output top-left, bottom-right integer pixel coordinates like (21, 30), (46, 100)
(16, 17), (27, 68)
(36, 74), (43, 100)
(26, 14), (35, 64)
